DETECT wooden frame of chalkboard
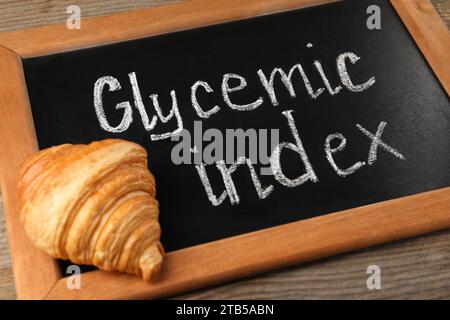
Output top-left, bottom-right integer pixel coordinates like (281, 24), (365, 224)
(0, 0), (448, 300)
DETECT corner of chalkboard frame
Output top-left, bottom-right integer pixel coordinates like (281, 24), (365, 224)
(0, 0), (449, 300)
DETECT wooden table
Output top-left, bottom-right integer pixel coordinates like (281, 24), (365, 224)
(0, 0), (449, 300)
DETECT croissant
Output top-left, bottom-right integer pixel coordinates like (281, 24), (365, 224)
(18, 139), (164, 281)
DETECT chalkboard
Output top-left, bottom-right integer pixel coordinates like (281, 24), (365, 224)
(22, 0), (450, 260)
(0, 0), (448, 300)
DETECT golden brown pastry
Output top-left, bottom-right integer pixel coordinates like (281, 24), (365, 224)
(18, 139), (164, 281)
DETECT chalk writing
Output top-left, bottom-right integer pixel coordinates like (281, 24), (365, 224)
(91, 50), (407, 207)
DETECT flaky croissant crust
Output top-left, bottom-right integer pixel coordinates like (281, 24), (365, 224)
(18, 139), (164, 281)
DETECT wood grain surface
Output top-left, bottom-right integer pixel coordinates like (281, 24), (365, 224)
(0, 0), (449, 300)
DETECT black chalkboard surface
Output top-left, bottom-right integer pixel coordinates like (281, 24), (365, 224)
(23, 0), (450, 258)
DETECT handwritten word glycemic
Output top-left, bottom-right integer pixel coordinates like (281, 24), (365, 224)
(93, 51), (375, 140)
